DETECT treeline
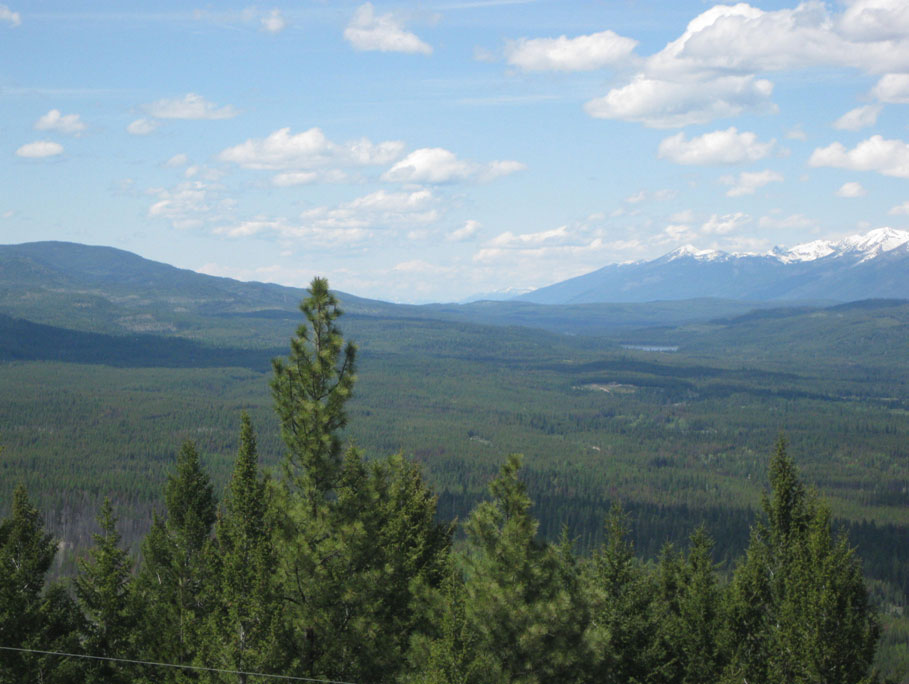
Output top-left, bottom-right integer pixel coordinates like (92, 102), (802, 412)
(0, 280), (887, 683)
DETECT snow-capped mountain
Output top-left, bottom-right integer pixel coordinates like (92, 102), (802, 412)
(517, 228), (909, 305)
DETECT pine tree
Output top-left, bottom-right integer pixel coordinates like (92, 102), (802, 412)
(202, 413), (282, 683)
(73, 498), (137, 684)
(722, 438), (880, 684)
(134, 440), (217, 678)
(271, 276), (356, 498)
(459, 453), (589, 684)
(271, 278), (450, 683)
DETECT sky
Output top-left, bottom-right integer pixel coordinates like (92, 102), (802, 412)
(3, 0), (909, 302)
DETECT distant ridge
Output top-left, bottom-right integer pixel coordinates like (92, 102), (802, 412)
(518, 228), (909, 304)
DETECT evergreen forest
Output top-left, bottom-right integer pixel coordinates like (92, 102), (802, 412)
(0, 279), (900, 683)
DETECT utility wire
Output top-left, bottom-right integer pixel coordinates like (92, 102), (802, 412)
(0, 645), (359, 684)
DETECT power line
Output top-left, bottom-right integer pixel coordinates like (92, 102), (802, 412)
(0, 645), (360, 684)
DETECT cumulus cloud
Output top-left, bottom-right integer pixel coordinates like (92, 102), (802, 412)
(833, 104), (882, 130)
(219, 127), (405, 171)
(147, 180), (233, 230)
(701, 212), (751, 235)
(585, 1), (909, 128)
(888, 201), (909, 215)
(871, 73), (909, 103)
(144, 93), (238, 120)
(16, 141), (63, 158)
(34, 109), (86, 135)
(127, 118), (159, 135)
(837, 181), (867, 197)
(658, 127), (775, 165)
(838, 0), (909, 42)
(260, 9), (286, 33)
(448, 219), (481, 242)
(504, 30), (637, 71)
(382, 147), (525, 184)
(585, 74), (775, 128)
(0, 5), (20, 26)
(272, 171), (319, 187)
(344, 3), (432, 54)
(212, 189), (438, 245)
(721, 170), (784, 197)
(809, 135), (909, 177)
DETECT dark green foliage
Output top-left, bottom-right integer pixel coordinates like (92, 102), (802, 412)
(723, 438), (881, 684)
(201, 413), (282, 682)
(134, 440), (217, 677)
(457, 454), (589, 683)
(584, 503), (662, 684)
(271, 278), (451, 683)
(653, 528), (725, 684)
(73, 498), (137, 684)
(271, 276), (356, 495)
(0, 484), (82, 683)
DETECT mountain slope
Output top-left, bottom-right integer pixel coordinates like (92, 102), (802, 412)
(519, 228), (909, 304)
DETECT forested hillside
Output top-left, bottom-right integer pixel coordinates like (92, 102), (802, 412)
(0, 245), (907, 679)
(0, 281), (892, 683)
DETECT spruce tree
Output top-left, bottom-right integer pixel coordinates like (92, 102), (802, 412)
(584, 503), (661, 684)
(202, 413), (282, 682)
(722, 438), (880, 684)
(73, 498), (137, 684)
(134, 440), (217, 678)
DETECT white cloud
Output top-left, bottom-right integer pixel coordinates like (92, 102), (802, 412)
(871, 73), (909, 103)
(165, 153), (190, 168)
(787, 126), (807, 141)
(663, 223), (696, 241)
(833, 104), (882, 131)
(504, 30), (637, 71)
(838, 0), (909, 42)
(809, 135), (909, 177)
(701, 212), (751, 235)
(670, 209), (695, 223)
(34, 109), (86, 135)
(837, 181), (867, 197)
(448, 219), (481, 242)
(625, 189), (677, 204)
(147, 180), (229, 230)
(219, 127), (405, 171)
(658, 127), (775, 165)
(344, 3), (432, 55)
(127, 118), (159, 135)
(721, 170), (784, 197)
(0, 5), (20, 26)
(585, 74), (775, 128)
(585, 1), (909, 128)
(888, 201), (909, 215)
(382, 147), (525, 184)
(144, 93), (238, 120)
(260, 9), (286, 33)
(15, 140), (63, 158)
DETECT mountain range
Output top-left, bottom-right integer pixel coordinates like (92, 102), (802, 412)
(518, 227), (909, 304)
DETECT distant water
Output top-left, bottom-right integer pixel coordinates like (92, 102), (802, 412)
(621, 344), (679, 352)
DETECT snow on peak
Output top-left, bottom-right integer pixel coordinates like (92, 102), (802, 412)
(666, 244), (725, 262)
(776, 227), (909, 264)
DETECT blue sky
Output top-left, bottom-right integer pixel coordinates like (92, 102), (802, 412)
(4, 0), (909, 302)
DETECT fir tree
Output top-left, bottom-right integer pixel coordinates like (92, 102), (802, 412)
(202, 413), (282, 682)
(73, 498), (137, 684)
(722, 438), (880, 684)
(134, 440), (217, 679)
